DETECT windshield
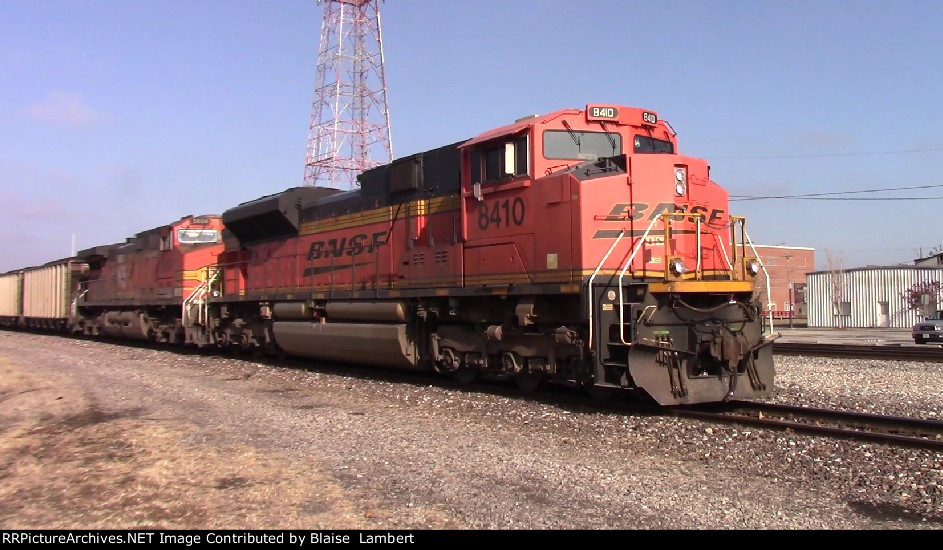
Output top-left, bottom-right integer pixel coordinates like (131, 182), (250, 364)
(543, 130), (622, 160)
(928, 310), (943, 320)
(177, 229), (219, 244)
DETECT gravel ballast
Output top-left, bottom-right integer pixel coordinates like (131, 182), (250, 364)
(0, 331), (940, 529)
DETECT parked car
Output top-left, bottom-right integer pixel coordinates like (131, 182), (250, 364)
(913, 310), (943, 344)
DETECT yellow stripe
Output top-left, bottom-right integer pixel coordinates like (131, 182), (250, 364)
(298, 195), (462, 235)
(299, 208), (394, 234)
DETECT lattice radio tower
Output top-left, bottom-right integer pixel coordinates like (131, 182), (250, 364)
(304, 0), (393, 188)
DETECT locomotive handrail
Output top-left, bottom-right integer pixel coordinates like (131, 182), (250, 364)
(587, 228), (627, 349)
(734, 217), (774, 335)
(715, 233), (735, 278)
(617, 214), (663, 345)
(70, 289), (88, 317)
(201, 266), (220, 326)
(696, 216), (702, 279)
(181, 280), (201, 327)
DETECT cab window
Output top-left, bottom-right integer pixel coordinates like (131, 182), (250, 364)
(634, 135), (674, 154)
(177, 229), (219, 244)
(471, 134), (528, 184)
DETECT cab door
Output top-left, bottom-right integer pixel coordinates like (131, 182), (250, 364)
(462, 133), (535, 286)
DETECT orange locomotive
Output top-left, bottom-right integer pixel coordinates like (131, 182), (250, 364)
(72, 215), (225, 343)
(199, 104), (774, 405)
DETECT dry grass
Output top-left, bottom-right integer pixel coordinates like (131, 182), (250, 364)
(0, 358), (394, 529)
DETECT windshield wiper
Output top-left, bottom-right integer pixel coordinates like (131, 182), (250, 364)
(562, 120), (581, 150)
(599, 121), (617, 156)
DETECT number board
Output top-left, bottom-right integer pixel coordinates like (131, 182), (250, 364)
(641, 111), (658, 125)
(190, 216), (211, 225)
(586, 105), (620, 121)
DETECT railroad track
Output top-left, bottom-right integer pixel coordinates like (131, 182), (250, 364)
(773, 341), (943, 361)
(675, 401), (943, 451)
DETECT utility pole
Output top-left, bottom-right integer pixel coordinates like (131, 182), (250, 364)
(783, 253), (794, 328)
(304, 0), (393, 189)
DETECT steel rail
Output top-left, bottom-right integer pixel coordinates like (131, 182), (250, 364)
(773, 341), (943, 362)
(673, 400), (943, 451)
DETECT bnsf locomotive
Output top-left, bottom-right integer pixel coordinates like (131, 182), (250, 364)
(0, 104), (774, 405)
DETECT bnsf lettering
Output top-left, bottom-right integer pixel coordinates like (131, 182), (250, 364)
(307, 231), (387, 260)
(605, 203), (643, 221)
(689, 205), (708, 220)
(647, 202), (677, 220)
(599, 202), (726, 232)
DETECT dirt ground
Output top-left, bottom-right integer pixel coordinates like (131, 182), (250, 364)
(0, 353), (440, 529)
(1, 331), (938, 530)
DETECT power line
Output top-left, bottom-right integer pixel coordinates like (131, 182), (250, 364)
(710, 146), (943, 160)
(789, 196), (943, 201)
(731, 183), (943, 201)
(733, 196), (943, 201)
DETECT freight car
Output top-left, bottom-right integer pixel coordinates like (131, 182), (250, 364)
(0, 270), (22, 327)
(5, 103), (775, 406)
(0, 259), (87, 330)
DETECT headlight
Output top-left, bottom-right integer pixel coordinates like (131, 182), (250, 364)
(745, 259), (760, 277)
(674, 166), (687, 196)
(669, 257), (686, 276)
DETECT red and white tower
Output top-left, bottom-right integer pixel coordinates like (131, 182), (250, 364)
(304, 0), (393, 189)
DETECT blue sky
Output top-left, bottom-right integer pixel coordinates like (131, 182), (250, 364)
(2, 0), (942, 271)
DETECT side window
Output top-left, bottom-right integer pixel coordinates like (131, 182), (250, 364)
(633, 135), (675, 154)
(485, 148), (502, 181)
(159, 234), (172, 251)
(471, 134), (529, 184)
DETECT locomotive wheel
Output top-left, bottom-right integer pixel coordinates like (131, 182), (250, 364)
(514, 372), (545, 393)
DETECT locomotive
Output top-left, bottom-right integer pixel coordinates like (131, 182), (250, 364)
(1, 104), (774, 405)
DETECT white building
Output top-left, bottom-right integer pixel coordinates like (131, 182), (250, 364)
(806, 266), (943, 328)
(914, 251), (943, 266)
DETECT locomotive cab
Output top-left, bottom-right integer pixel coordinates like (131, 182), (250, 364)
(458, 105), (775, 404)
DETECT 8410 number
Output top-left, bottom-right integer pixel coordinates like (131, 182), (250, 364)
(478, 197), (525, 231)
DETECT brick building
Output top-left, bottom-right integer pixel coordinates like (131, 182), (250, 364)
(751, 245), (815, 320)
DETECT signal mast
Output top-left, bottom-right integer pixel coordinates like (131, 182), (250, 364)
(303, 0), (393, 189)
